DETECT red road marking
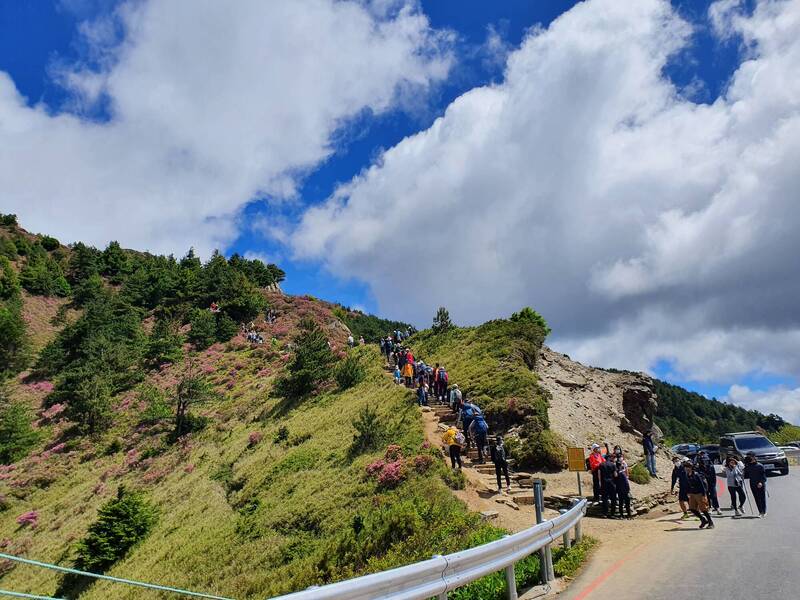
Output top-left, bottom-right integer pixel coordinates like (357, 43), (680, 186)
(571, 543), (644, 600)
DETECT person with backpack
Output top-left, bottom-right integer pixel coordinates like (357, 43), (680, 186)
(416, 381), (428, 407)
(743, 452), (768, 517)
(670, 456), (690, 519)
(698, 451), (722, 516)
(491, 436), (511, 494)
(469, 414), (489, 463)
(615, 454), (632, 519)
(393, 365), (402, 385)
(684, 462), (714, 529)
(642, 430), (657, 477)
(599, 454), (618, 518)
(588, 444), (605, 504)
(442, 425), (463, 469)
(723, 455), (747, 516)
(449, 384), (462, 413)
(435, 365), (448, 403)
(459, 402), (482, 450)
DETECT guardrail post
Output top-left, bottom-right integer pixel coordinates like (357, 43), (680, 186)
(572, 498), (583, 543)
(558, 509), (571, 549)
(432, 555), (447, 600)
(501, 535), (518, 600)
(533, 479), (549, 584)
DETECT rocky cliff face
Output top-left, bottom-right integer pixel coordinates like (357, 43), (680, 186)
(536, 346), (662, 461)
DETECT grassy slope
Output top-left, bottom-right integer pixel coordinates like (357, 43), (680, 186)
(409, 320), (550, 431)
(1, 300), (493, 598)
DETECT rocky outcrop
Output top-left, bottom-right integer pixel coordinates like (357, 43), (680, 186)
(536, 346), (662, 460)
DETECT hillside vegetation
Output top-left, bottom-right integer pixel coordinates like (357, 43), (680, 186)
(0, 216), (524, 599)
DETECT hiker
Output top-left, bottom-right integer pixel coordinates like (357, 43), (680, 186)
(416, 381), (428, 407)
(642, 430), (657, 477)
(449, 383), (462, 413)
(615, 454), (632, 519)
(210, 301), (220, 313)
(743, 452), (768, 517)
(347, 334), (354, 348)
(359, 335), (365, 346)
(588, 444), (605, 503)
(684, 462), (714, 529)
(442, 425), (464, 469)
(599, 454), (618, 518)
(491, 436), (511, 494)
(402, 359), (414, 388)
(670, 456), (690, 519)
(698, 451), (721, 515)
(393, 365), (402, 385)
(435, 364), (448, 403)
(723, 456), (747, 516)
(459, 402), (482, 450)
(469, 414), (489, 463)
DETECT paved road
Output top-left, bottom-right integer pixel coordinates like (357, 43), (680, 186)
(562, 469), (799, 600)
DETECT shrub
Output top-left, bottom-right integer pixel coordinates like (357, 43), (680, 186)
(274, 318), (336, 400)
(215, 313), (239, 343)
(188, 309), (217, 350)
(74, 487), (157, 573)
(16, 510), (38, 529)
(376, 460), (406, 489)
(441, 468), (466, 490)
(0, 237), (16, 259)
(513, 429), (568, 471)
(40, 235), (60, 251)
(553, 536), (597, 578)
(273, 425), (289, 444)
(137, 384), (172, 424)
(68, 375), (113, 433)
(145, 316), (183, 366)
(0, 399), (40, 464)
(248, 431), (263, 447)
(412, 454), (434, 473)
(510, 307), (551, 337)
(335, 353), (366, 390)
(0, 214), (17, 227)
(629, 462), (651, 485)
(349, 405), (386, 457)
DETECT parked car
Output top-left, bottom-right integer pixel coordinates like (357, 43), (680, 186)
(699, 444), (721, 464)
(670, 443), (701, 458)
(719, 432), (789, 475)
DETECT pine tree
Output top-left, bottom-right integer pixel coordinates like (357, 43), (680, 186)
(276, 317), (336, 399)
(0, 394), (40, 463)
(432, 306), (453, 332)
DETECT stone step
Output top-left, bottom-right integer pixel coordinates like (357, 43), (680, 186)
(510, 492), (535, 505)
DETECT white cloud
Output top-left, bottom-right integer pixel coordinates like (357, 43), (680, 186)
(724, 385), (800, 424)
(0, 0), (452, 256)
(291, 0), (800, 396)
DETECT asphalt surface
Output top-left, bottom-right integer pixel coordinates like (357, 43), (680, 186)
(561, 469), (799, 600)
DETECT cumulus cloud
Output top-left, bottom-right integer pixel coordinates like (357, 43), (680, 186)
(0, 0), (452, 256)
(292, 0), (800, 394)
(724, 385), (800, 425)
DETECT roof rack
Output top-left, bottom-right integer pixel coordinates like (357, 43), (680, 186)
(722, 431), (760, 436)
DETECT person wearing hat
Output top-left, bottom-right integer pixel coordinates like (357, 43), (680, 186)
(684, 461), (714, 529)
(449, 383), (462, 413)
(743, 452), (768, 517)
(588, 444), (605, 504)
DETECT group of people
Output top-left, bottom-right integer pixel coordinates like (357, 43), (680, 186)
(347, 334), (366, 347)
(671, 450), (769, 528)
(587, 443), (634, 519)
(241, 322), (265, 344)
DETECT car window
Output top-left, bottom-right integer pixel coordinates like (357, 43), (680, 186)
(734, 436), (774, 450)
(720, 439), (733, 448)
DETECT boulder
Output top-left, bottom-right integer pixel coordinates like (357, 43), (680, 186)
(480, 510), (499, 521)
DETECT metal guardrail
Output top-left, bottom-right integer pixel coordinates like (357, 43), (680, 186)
(272, 499), (588, 600)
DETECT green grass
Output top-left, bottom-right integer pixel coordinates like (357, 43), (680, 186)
(553, 536), (598, 578)
(628, 462), (651, 485)
(0, 346), (500, 599)
(410, 319), (550, 431)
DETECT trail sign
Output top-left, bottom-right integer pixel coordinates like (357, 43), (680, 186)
(567, 447), (586, 472)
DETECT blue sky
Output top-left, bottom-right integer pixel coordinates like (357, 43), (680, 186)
(1, 0), (799, 418)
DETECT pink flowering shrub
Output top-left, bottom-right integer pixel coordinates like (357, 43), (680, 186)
(413, 454), (434, 473)
(47, 443), (66, 454)
(365, 459), (386, 476)
(16, 510), (39, 529)
(184, 464), (195, 474)
(377, 460), (406, 488)
(40, 403), (65, 420)
(248, 431), (263, 447)
(124, 449), (139, 467)
(28, 381), (54, 394)
(384, 444), (403, 461)
(93, 482), (106, 495)
(256, 368), (271, 378)
(421, 441), (431, 450)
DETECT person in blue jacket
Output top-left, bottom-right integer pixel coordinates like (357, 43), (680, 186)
(459, 402), (482, 450)
(469, 414), (489, 463)
(743, 452), (768, 517)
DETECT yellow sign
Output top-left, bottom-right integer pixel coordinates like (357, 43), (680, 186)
(567, 447), (586, 472)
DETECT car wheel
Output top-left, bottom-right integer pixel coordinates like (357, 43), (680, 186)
(779, 468), (789, 476)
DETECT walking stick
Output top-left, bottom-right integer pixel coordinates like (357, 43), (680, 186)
(744, 485), (755, 515)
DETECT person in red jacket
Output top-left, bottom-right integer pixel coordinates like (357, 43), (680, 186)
(588, 444), (605, 503)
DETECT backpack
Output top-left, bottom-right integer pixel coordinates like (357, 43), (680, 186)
(438, 369), (448, 383)
(455, 431), (466, 446)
